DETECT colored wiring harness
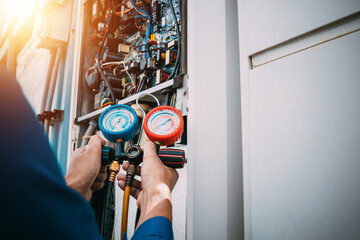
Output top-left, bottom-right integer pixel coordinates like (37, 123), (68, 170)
(168, 0), (181, 80)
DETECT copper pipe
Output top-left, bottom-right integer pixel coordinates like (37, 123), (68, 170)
(44, 118), (50, 136)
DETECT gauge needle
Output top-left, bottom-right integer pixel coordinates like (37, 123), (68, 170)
(116, 117), (123, 125)
(154, 118), (171, 131)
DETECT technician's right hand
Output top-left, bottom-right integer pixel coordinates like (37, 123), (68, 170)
(117, 141), (179, 227)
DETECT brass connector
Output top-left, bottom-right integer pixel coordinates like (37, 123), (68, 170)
(108, 161), (121, 182)
(125, 164), (137, 186)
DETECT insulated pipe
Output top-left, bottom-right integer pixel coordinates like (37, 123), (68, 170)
(81, 120), (98, 147)
(45, 46), (63, 112)
(40, 49), (56, 117)
(44, 46), (63, 135)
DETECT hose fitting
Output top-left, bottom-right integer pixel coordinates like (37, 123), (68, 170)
(108, 161), (120, 182)
(125, 164), (136, 186)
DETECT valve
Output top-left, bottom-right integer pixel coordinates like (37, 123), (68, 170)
(101, 145), (185, 168)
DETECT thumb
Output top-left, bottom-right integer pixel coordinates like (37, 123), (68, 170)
(142, 141), (161, 165)
(87, 135), (106, 148)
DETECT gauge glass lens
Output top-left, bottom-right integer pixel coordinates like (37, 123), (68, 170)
(102, 107), (134, 132)
(147, 109), (180, 135)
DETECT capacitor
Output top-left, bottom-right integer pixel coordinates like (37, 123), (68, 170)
(147, 58), (159, 71)
(140, 58), (147, 71)
(86, 71), (100, 90)
(129, 61), (139, 73)
(107, 76), (123, 88)
(106, 87), (122, 100)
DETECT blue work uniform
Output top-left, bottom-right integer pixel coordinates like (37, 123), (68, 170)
(0, 66), (173, 240)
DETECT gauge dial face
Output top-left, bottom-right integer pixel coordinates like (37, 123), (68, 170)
(147, 109), (181, 135)
(102, 107), (135, 132)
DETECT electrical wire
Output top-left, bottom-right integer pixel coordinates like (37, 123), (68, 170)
(135, 93), (160, 145)
(170, 92), (177, 107)
(168, 0), (181, 80)
(136, 76), (147, 93)
(96, 10), (116, 103)
(129, 0), (150, 18)
(114, 1), (143, 15)
(100, 102), (113, 109)
(145, 20), (151, 59)
(123, 50), (136, 86)
(96, 58), (116, 103)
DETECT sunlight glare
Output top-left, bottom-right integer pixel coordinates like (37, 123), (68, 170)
(0, 0), (38, 22)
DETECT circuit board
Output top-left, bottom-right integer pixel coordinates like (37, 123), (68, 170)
(85, 0), (184, 109)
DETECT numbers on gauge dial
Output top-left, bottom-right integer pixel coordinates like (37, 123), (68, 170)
(102, 108), (135, 132)
(147, 109), (180, 135)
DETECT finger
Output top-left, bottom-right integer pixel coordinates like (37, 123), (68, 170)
(100, 165), (107, 173)
(73, 146), (86, 155)
(117, 180), (141, 199)
(122, 162), (141, 176)
(130, 178), (142, 190)
(117, 173), (142, 190)
(91, 181), (105, 191)
(118, 179), (125, 190)
(94, 172), (107, 182)
(117, 173), (126, 181)
(122, 162), (130, 171)
(130, 186), (141, 199)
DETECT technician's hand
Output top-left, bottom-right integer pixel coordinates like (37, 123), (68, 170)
(65, 135), (107, 201)
(117, 141), (179, 226)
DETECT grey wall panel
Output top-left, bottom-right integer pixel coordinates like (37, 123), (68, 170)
(248, 32), (360, 240)
(245, 0), (360, 54)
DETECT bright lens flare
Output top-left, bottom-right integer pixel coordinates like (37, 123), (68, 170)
(0, 0), (38, 22)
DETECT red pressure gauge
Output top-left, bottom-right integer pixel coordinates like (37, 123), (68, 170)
(143, 106), (184, 146)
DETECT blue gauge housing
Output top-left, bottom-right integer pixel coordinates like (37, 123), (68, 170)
(98, 104), (139, 142)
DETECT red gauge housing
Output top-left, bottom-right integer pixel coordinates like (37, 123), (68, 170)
(144, 106), (184, 146)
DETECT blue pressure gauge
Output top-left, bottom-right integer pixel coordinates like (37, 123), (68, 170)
(99, 104), (139, 142)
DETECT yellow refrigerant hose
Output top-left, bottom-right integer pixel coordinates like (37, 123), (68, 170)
(121, 164), (136, 238)
(121, 185), (131, 237)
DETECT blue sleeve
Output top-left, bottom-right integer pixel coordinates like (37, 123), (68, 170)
(130, 217), (174, 240)
(0, 67), (102, 240)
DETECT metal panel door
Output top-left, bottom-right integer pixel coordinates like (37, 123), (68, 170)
(238, 1), (360, 239)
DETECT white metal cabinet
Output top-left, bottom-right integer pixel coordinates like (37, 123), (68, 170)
(238, 0), (360, 239)
(244, 0), (360, 54)
(249, 32), (360, 240)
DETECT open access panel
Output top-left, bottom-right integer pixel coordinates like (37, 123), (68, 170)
(69, 0), (187, 239)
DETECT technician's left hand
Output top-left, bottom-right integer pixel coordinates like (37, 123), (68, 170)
(65, 135), (107, 201)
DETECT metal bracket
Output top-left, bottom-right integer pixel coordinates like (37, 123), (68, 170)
(38, 109), (64, 126)
(172, 73), (186, 89)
